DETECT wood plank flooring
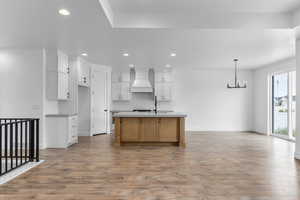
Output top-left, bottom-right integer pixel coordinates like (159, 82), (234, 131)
(0, 132), (300, 200)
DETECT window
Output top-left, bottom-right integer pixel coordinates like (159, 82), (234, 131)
(291, 71), (296, 138)
(271, 71), (296, 140)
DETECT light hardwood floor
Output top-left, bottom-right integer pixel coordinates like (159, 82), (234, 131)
(0, 132), (299, 200)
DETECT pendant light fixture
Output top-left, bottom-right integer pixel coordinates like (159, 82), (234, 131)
(227, 59), (247, 89)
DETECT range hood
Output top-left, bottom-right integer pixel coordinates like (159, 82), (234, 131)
(131, 68), (153, 93)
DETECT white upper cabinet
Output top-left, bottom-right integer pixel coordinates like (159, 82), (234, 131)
(155, 83), (172, 102)
(77, 58), (90, 87)
(112, 72), (130, 83)
(155, 70), (172, 83)
(58, 57), (79, 114)
(155, 69), (173, 102)
(112, 72), (131, 101)
(46, 49), (70, 100)
(112, 82), (131, 101)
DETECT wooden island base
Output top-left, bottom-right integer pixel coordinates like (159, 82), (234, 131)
(114, 117), (186, 147)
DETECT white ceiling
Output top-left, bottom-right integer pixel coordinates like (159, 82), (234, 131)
(0, 0), (297, 70)
(110, 29), (295, 70)
(106, 0), (300, 28)
(110, 0), (300, 13)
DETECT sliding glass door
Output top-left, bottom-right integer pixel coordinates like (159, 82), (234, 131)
(272, 71), (296, 140)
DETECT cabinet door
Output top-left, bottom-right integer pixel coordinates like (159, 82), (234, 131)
(158, 118), (178, 142)
(120, 72), (130, 82)
(58, 72), (69, 100)
(140, 118), (159, 142)
(156, 83), (171, 101)
(78, 58), (90, 87)
(82, 64), (90, 86)
(112, 83), (121, 101)
(58, 50), (69, 73)
(121, 118), (140, 142)
(112, 73), (120, 82)
(120, 82), (130, 100)
(155, 70), (172, 82)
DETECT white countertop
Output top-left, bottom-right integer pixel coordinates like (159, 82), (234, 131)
(45, 113), (78, 117)
(113, 112), (187, 118)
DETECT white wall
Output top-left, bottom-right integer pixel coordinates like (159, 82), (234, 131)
(0, 48), (45, 147)
(253, 58), (296, 134)
(173, 68), (253, 131)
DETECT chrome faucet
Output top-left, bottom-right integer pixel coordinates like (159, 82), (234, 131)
(154, 96), (158, 114)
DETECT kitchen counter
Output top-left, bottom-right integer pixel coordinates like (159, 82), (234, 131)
(46, 113), (78, 117)
(113, 112), (187, 118)
(113, 112), (186, 147)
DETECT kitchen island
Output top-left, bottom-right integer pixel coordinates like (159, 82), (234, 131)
(113, 112), (187, 147)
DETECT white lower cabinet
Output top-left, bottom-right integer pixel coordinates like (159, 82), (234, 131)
(46, 115), (78, 148)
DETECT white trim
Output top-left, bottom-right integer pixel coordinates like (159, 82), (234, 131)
(0, 161), (44, 185)
(97, 0), (114, 27)
(267, 74), (272, 136)
(271, 133), (296, 142)
(294, 152), (300, 160)
(268, 70), (296, 140)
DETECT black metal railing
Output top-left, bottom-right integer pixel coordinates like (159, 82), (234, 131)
(0, 118), (39, 176)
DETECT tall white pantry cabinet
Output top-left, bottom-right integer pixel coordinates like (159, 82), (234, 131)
(45, 49), (78, 148)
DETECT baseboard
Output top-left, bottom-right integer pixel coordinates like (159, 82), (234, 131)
(0, 160), (44, 185)
(186, 130), (256, 134)
(294, 152), (300, 160)
(250, 131), (268, 135)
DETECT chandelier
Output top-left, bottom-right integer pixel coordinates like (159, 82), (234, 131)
(227, 59), (247, 89)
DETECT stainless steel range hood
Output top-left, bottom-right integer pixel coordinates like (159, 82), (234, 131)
(131, 68), (153, 93)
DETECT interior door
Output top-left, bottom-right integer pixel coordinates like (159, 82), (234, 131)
(91, 68), (107, 135)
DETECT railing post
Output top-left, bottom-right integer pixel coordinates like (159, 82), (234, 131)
(29, 120), (35, 162)
(35, 119), (39, 162)
(0, 124), (2, 175)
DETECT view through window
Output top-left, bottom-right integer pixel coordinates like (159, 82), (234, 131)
(272, 71), (296, 139)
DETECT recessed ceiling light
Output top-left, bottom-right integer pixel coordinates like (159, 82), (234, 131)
(165, 64), (171, 68)
(123, 53), (129, 57)
(58, 9), (71, 16)
(129, 64), (134, 68)
(170, 53), (176, 57)
(81, 53), (88, 57)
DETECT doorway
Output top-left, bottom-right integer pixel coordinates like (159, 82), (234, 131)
(271, 71), (296, 140)
(90, 66), (111, 136)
